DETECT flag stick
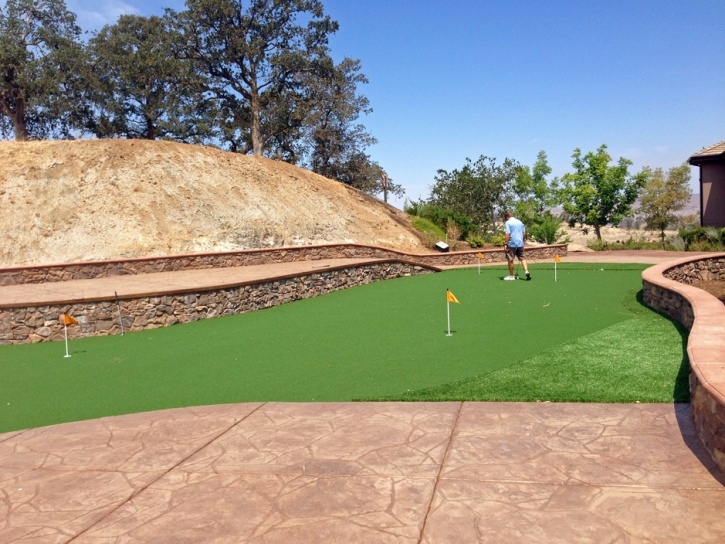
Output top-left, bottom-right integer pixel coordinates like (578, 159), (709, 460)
(555, 260), (557, 282)
(446, 302), (451, 336)
(478, 257), (480, 275)
(115, 291), (125, 335)
(63, 323), (71, 358)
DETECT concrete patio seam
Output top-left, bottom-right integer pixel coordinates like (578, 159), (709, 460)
(417, 401), (462, 544)
(64, 402), (268, 543)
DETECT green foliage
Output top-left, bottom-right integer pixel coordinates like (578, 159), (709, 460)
(488, 233), (506, 246)
(176, 0), (338, 156)
(513, 150), (560, 221)
(89, 14), (207, 141)
(405, 201), (477, 240)
(403, 198), (422, 215)
(560, 145), (648, 240)
(639, 164), (692, 248)
(586, 235), (690, 252)
(430, 155), (520, 234)
(527, 213), (570, 244)
(465, 235), (485, 248)
(302, 58), (400, 198)
(410, 216), (446, 245)
(0, 0), (91, 140)
(679, 227), (725, 251)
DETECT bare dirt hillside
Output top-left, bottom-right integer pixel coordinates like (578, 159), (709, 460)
(0, 140), (423, 266)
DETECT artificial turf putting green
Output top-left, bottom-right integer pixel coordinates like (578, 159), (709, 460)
(363, 289), (690, 403)
(0, 263), (687, 432)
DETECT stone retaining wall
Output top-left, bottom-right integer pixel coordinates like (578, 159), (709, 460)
(642, 280), (695, 330)
(0, 243), (567, 286)
(662, 256), (725, 284)
(0, 261), (433, 345)
(642, 253), (725, 472)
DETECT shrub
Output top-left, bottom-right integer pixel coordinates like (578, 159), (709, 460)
(488, 233), (506, 246)
(670, 235), (686, 251)
(446, 218), (462, 242)
(406, 203), (477, 240)
(680, 227), (725, 251)
(420, 231), (438, 249)
(466, 235), (485, 248)
(527, 215), (570, 244)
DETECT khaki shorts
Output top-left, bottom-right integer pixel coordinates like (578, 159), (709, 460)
(506, 246), (525, 262)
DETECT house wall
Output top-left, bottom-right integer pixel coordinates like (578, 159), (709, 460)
(702, 161), (725, 228)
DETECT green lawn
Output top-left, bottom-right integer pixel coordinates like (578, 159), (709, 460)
(0, 263), (688, 432)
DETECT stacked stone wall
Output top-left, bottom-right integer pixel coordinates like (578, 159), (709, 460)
(0, 262), (432, 345)
(642, 280), (695, 330)
(642, 253), (725, 473)
(662, 256), (725, 284)
(0, 244), (567, 286)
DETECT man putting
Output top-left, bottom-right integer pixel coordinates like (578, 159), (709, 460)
(504, 212), (531, 281)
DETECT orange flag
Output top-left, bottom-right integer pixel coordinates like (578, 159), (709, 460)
(446, 289), (460, 304)
(554, 254), (562, 262)
(476, 253), (484, 259)
(61, 314), (78, 326)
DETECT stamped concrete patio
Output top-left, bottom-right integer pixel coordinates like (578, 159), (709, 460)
(2, 401), (724, 543)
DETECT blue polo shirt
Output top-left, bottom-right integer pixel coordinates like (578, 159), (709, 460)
(505, 218), (526, 247)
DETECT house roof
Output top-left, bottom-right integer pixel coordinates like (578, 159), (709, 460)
(689, 140), (725, 165)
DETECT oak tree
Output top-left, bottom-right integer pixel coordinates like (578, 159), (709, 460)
(176, 0), (338, 156)
(0, 0), (89, 140)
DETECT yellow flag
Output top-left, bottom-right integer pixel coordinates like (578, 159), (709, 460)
(476, 253), (484, 259)
(61, 314), (78, 326)
(446, 290), (459, 304)
(554, 254), (562, 262)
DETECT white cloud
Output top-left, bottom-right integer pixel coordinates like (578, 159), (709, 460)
(68, 0), (140, 32)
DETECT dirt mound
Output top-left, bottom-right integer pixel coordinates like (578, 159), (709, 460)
(0, 140), (423, 266)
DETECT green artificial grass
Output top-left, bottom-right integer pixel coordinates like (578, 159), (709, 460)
(362, 289), (690, 403)
(0, 263), (687, 432)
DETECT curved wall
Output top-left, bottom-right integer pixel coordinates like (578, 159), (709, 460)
(642, 253), (725, 471)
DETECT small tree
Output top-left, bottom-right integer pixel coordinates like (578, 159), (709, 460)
(513, 150), (559, 220)
(560, 145), (648, 240)
(430, 156), (519, 234)
(639, 164), (692, 248)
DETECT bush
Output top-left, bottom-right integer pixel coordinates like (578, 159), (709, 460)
(586, 235), (689, 252)
(679, 227), (725, 251)
(446, 218), (462, 242)
(670, 235), (686, 251)
(527, 214), (570, 244)
(466, 235), (485, 248)
(405, 202), (478, 240)
(488, 233), (506, 246)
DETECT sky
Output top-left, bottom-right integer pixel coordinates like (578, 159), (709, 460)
(66, 0), (725, 207)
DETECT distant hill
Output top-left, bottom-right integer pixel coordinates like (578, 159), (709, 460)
(0, 140), (423, 267)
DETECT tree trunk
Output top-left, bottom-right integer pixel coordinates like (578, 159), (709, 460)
(594, 225), (602, 241)
(145, 116), (157, 140)
(250, 90), (263, 156)
(11, 98), (29, 141)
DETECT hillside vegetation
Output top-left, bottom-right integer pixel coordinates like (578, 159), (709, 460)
(0, 140), (422, 266)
